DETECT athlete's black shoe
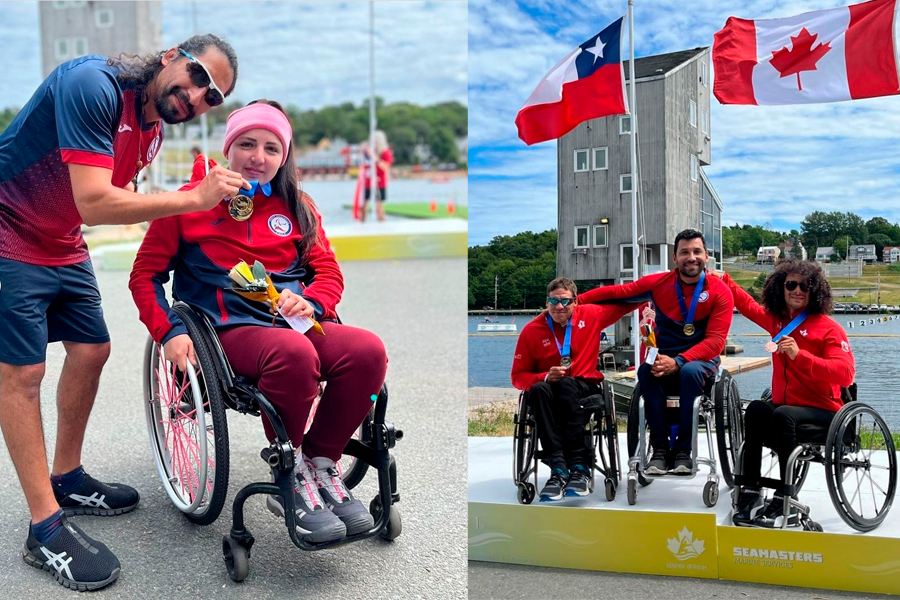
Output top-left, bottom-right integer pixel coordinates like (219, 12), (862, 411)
(753, 494), (800, 528)
(23, 516), (121, 591)
(52, 473), (139, 517)
(564, 465), (592, 497)
(732, 488), (765, 526)
(645, 449), (669, 475)
(539, 469), (568, 502)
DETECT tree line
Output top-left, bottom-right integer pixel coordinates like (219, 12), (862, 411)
(0, 98), (467, 166)
(469, 231), (557, 310)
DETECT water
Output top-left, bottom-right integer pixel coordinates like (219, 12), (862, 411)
(468, 313), (900, 429)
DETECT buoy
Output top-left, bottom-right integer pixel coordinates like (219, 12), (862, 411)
(447, 198), (455, 214)
(429, 198), (437, 212)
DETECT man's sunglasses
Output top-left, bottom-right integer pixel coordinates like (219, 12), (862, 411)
(784, 280), (810, 292)
(547, 297), (574, 306)
(178, 48), (225, 107)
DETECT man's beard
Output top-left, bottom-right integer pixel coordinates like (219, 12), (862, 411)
(679, 260), (705, 278)
(155, 86), (194, 124)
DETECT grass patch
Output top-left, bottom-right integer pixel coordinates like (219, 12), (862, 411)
(468, 407), (515, 436)
(859, 430), (900, 450)
(343, 202), (466, 219)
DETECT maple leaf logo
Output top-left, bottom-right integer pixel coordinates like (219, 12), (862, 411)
(770, 27), (831, 91)
(666, 526), (706, 561)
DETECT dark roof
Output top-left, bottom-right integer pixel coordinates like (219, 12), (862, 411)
(623, 47), (708, 80)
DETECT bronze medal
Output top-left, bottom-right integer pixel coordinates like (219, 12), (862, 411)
(560, 356), (572, 368)
(229, 194), (254, 221)
(683, 323), (695, 336)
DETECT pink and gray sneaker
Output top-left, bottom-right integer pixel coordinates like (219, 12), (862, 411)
(307, 456), (375, 536)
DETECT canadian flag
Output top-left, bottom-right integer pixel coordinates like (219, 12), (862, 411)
(713, 0), (899, 105)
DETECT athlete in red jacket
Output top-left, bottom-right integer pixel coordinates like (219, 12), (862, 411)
(578, 230), (734, 475)
(512, 277), (636, 501)
(130, 101), (386, 544)
(718, 260), (854, 527)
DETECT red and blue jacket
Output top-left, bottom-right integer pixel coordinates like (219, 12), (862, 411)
(578, 269), (734, 366)
(719, 272), (854, 412)
(0, 56), (162, 266)
(129, 157), (342, 344)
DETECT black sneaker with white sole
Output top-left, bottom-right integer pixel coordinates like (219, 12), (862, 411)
(23, 516), (120, 591)
(564, 464), (592, 497)
(672, 450), (693, 475)
(645, 448), (668, 475)
(732, 488), (765, 527)
(307, 456), (374, 536)
(52, 474), (139, 517)
(752, 494), (800, 528)
(266, 460), (346, 543)
(539, 469), (568, 502)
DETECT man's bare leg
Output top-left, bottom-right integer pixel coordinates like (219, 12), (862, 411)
(376, 200), (386, 221)
(360, 199), (369, 222)
(51, 341), (110, 476)
(0, 361), (59, 522)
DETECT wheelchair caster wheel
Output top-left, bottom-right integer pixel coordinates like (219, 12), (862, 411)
(627, 478), (637, 505)
(223, 535), (250, 582)
(804, 519), (824, 532)
(604, 479), (616, 502)
(370, 496), (403, 541)
(703, 480), (719, 507)
(517, 483), (535, 505)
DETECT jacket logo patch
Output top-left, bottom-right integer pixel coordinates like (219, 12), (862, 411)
(542, 338), (551, 347)
(841, 340), (850, 353)
(268, 214), (292, 236)
(146, 135), (161, 163)
(578, 320), (585, 329)
(210, 218), (226, 226)
(698, 291), (709, 302)
(799, 329), (808, 337)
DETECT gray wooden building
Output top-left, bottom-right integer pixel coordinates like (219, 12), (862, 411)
(39, 1), (162, 79)
(557, 47), (723, 288)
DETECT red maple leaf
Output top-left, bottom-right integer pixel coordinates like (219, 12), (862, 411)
(770, 27), (832, 91)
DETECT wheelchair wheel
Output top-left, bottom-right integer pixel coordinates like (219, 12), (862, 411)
(714, 373), (742, 488)
(601, 384), (621, 483)
(626, 384), (652, 487)
(512, 393), (537, 493)
(825, 402), (897, 532)
(144, 329), (229, 525)
(517, 483), (535, 504)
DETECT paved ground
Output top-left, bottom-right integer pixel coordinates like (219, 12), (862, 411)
(0, 258), (467, 599)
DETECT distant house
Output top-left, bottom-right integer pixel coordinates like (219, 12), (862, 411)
(756, 246), (780, 264)
(815, 246), (837, 262)
(884, 246), (900, 264)
(778, 240), (807, 261)
(848, 244), (877, 264)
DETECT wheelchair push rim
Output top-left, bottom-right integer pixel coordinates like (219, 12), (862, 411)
(825, 403), (898, 532)
(145, 340), (218, 516)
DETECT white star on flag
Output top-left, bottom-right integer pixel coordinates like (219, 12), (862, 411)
(585, 37), (605, 64)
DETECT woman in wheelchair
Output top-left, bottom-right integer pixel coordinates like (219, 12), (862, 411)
(716, 260), (854, 527)
(130, 100), (388, 543)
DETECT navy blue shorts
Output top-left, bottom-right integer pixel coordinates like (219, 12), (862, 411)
(0, 256), (109, 365)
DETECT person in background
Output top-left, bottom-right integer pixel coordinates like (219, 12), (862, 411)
(360, 130), (393, 222)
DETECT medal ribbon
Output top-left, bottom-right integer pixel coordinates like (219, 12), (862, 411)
(546, 314), (573, 361)
(244, 181), (272, 197)
(676, 270), (706, 329)
(773, 311), (808, 342)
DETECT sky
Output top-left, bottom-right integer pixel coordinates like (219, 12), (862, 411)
(0, 1), (467, 109)
(469, 0), (900, 245)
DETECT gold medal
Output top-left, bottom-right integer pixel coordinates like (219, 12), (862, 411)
(683, 323), (695, 336)
(560, 356), (572, 368)
(229, 194), (254, 221)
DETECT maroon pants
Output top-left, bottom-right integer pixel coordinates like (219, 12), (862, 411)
(217, 322), (388, 461)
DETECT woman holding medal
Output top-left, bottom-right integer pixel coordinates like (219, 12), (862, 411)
(130, 100), (388, 543)
(715, 260), (855, 527)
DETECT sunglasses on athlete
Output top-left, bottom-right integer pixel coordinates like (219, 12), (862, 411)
(547, 297), (574, 306)
(784, 280), (810, 292)
(178, 48), (225, 107)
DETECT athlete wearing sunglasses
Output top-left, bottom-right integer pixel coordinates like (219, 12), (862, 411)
(178, 48), (226, 107)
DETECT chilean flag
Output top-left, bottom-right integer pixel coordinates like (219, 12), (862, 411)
(713, 0), (899, 105)
(515, 17), (628, 146)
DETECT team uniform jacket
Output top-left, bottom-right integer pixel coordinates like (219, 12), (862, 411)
(720, 272), (854, 412)
(511, 303), (637, 390)
(577, 269), (734, 366)
(0, 56), (162, 266)
(129, 157), (342, 345)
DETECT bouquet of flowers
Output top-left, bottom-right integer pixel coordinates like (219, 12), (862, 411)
(228, 259), (324, 335)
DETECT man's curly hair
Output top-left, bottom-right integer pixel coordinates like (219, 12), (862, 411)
(761, 259), (833, 316)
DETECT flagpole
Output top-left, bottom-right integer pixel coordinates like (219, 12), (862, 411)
(368, 1), (377, 220)
(628, 0), (640, 371)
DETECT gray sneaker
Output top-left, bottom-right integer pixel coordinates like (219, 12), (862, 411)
(308, 456), (374, 536)
(266, 459), (346, 543)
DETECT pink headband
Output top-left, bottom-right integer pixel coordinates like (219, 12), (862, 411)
(223, 104), (293, 167)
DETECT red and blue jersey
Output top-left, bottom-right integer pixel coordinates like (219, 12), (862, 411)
(0, 56), (162, 266)
(129, 157), (343, 345)
(578, 269), (734, 365)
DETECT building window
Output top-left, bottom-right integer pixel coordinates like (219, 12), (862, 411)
(619, 115), (631, 135)
(593, 225), (608, 248)
(574, 149), (589, 172)
(575, 226), (590, 249)
(73, 37), (88, 56)
(592, 147), (608, 171)
(54, 38), (69, 60)
(701, 108), (708, 134)
(621, 244), (634, 271)
(95, 9), (114, 28)
(620, 174), (632, 193)
(701, 61), (709, 87)
(690, 100), (697, 128)
(690, 156), (698, 182)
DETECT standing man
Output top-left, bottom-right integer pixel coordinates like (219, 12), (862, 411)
(0, 34), (247, 590)
(512, 277), (636, 501)
(579, 230), (734, 476)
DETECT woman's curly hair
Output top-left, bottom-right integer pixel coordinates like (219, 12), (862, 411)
(761, 259), (833, 316)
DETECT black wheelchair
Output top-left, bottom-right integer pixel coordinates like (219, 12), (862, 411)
(732, 384), (897, 532)
(142, 302), (403, 581)
(512, 380), (621, 503)
(626, 367), (743, 507)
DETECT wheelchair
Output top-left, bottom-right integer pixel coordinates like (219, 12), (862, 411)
(512, 379), (621, 503)
(732, 384), (897, 532)
(626, 366), (742, 507)
(142, 301), (403, 581)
